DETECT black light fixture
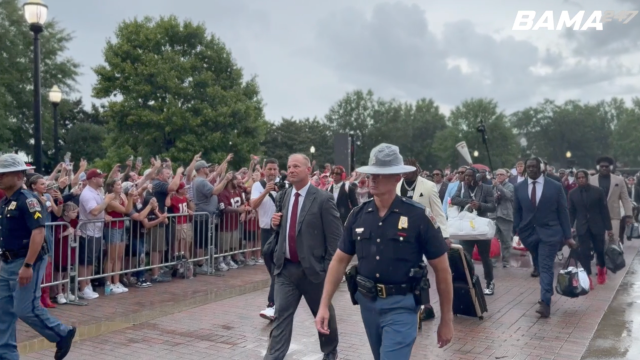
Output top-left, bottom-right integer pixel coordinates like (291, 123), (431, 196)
(23, 0), (49, 171)
(48, 85), (62, 161)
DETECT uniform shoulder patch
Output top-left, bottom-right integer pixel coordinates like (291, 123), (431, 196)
(26, 198), (41, 212)
(401, 197), (425, 210)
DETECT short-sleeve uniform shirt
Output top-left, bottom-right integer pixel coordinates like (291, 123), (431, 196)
(339, 195), (448, 285)
(0, 190), (47, 251)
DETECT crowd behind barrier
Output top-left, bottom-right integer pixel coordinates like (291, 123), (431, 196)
(40, 212), (261, 305)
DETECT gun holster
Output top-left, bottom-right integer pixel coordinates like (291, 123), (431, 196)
(344, 265), (359, 305)
(414, 277), (431, 306)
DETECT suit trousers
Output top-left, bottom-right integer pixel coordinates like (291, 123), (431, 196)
(264, 260), (338, 360)
(522, 234), (557, 306)
(577, 229), (605, 276)
(460, 240), (494, 283)
(495, 218), (514, 265)
(260, 228), (276, 306)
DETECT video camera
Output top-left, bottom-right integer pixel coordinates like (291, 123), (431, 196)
(274, 174), (290, 191)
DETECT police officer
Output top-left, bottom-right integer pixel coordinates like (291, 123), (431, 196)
(315, 144), (454, 360)
(0, 154), (76, 360)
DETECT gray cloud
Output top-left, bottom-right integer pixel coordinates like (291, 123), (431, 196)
(312, 2), (638, 112)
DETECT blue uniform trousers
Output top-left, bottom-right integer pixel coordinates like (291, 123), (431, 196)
(0, 256), (71, 360)
(355, 292), (420, 360)
(525, 234), (558, 306)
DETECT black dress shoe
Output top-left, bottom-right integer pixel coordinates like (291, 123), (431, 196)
(535, 303), (550, 318)
(323, 349), (338, 360)
(531, 269), (539, 277)
(55, 326), (76, 360)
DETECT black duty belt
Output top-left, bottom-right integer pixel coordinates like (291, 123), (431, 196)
(374, 283), (414, 298)
(0, 249), (30, 262)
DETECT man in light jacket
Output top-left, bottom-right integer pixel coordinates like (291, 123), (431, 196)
(493, 169), (515, 268)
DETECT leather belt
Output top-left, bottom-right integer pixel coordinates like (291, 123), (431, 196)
(375, 283), (414, 299)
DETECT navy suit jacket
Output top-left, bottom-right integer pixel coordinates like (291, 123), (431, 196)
(513, 176), (572, 244)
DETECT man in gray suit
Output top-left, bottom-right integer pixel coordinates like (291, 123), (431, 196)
(265, 154), (342, 360)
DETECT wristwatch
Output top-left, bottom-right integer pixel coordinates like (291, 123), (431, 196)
(23, 262), (33, 269)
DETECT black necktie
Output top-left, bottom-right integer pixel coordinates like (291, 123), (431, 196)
(531, 180), (537, 207)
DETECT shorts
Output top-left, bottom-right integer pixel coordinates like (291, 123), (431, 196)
(146, 226), (167, 253)
(193, 215), (211, 250)
(220, 230), (240, 252)
(78, 236), (102, 266)
(175, 223), (193, 246)
(104, 227), (126, 244)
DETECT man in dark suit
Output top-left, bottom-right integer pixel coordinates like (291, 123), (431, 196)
(568, 169), (612, 286)
(326, 165), (358, 224)
(513, 157), (575, 318)
(432, 168), (449, 203)
(266, 154), (342, 360)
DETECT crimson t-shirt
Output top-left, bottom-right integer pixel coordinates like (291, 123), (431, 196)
(217, 188), (244, 232)
(170, 195), (189, 225)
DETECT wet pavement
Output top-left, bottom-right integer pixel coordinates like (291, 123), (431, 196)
(20, 242), (640, 360)
(582, 251), (640, 360)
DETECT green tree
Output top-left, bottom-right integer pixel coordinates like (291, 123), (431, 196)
(0, 0), (80, 163)
(92, 15), (266, 169)
(612, 97), (640, 168)
(63, 123), (107, 164)
(434, 98), (518, 170)
(262, 117), (333, 167)
(510, 99), (615, 168)
(324, 90), (376, 165)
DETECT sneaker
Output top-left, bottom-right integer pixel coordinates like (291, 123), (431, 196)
(110, 284), (124, 294)
(136, 279), (152, 288)
(216, 261), (229, 272)
(260, 306), (276, 321)
(56, 293), (67, 305)
(483, 281), (495, 296)
(224, 257), (238, 269)
(246, 259), (256, 266)
(114, 283), (129, 293)
(256, 257), (264, 264)
(78, 287), (99, 300)
(120, 277), (130, 287)
(87, 284), (99, 297)
(150, 276), (171, 283)
(196, 264), (213, 275)
(66, 293), (77, 302)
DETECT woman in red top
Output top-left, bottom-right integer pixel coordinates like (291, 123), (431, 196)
(53, 202), (79, 304)
(104, 179), (134, 294)
(166, 182), (193, 260)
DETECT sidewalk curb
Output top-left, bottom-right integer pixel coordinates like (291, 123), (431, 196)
(18, 277), (271, 355)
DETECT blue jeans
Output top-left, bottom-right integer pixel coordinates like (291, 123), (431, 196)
(0, 256), (71, 359)
(356, 292), (420, 360)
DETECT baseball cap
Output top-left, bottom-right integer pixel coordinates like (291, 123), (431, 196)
(86, 169), (106, 181)
(194, 160), (211, 171)
(178, 182), (186, 191)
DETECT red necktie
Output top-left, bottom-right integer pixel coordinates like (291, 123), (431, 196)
(287, 192), (300, 262)
(531, 180), (537, 207)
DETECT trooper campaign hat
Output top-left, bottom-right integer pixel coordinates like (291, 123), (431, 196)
(356, 143), (416, 175)
(0, 154), (31, 174)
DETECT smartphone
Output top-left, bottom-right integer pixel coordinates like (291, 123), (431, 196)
(136, 157), (142, 166)
(129, 155), (134, 161)
(64, 152), (71, 166)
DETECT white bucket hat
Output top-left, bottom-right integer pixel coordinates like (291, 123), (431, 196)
(356, 143), (416, 175)
(0, 154), (30, 174)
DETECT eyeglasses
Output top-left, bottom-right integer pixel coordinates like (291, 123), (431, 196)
(433, 173), (442, 176)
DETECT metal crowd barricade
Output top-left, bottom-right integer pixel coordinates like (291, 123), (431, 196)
(42, 222), (84, 306)
(44, 211), (264, 306)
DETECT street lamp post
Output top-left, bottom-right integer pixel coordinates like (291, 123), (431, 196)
(24, 0), (48, 171)
(473, 150), (479, 157)
(310, 146), (315, 164)
(49, 85), (62, 161)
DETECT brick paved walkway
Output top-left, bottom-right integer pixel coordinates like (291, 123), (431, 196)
(20, 242), (639, 360)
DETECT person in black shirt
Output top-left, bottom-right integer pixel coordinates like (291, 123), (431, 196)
(123, 184), (158, 288)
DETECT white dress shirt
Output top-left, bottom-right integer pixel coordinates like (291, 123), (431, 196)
(332, 182), (343, 201)
(285, 182), (311, 259)
(528, 176), (544, 205)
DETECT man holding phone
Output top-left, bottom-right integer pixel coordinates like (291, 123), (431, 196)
(250, 158), (279, 321)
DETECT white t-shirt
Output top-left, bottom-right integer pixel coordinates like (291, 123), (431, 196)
(251, 181), (277, 229)
(79, 186), (105, 237)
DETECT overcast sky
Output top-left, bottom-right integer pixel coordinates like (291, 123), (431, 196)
(49, 0), (640, 120)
